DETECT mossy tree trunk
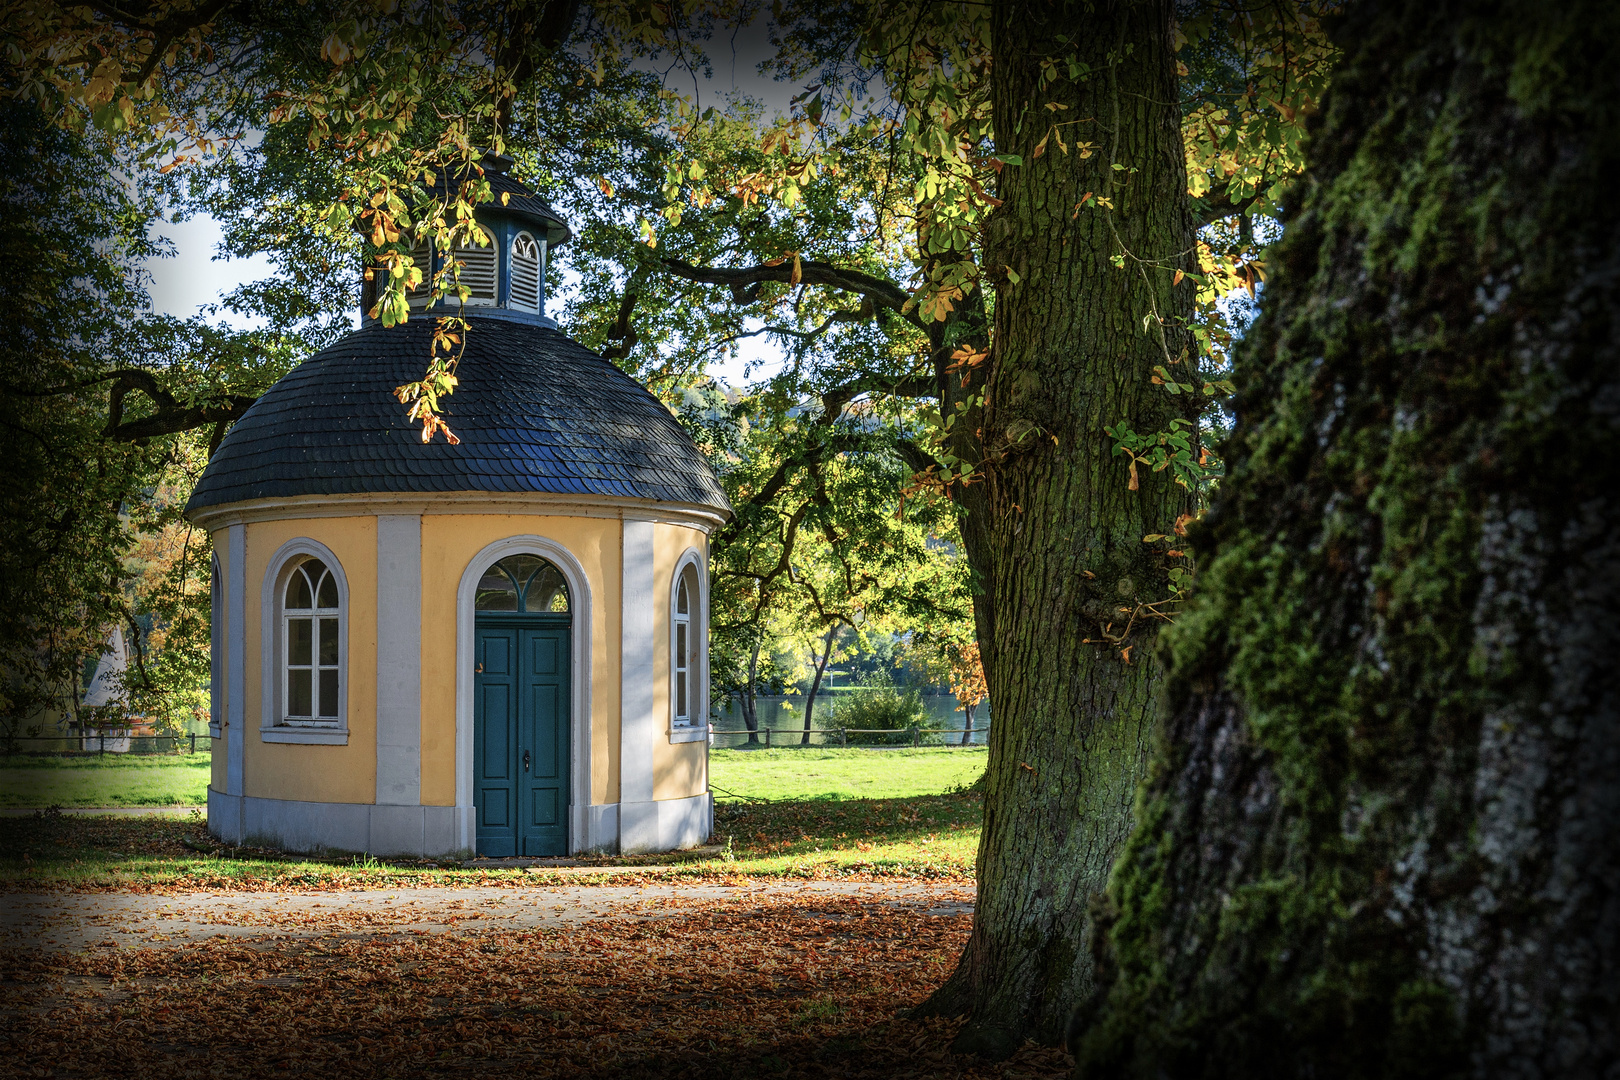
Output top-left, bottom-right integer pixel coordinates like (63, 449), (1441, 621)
(1074, 2), (1619, 1076)
(916, 0), (1197, 1055)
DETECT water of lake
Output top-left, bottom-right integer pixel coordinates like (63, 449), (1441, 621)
(710, 692), (989, 748)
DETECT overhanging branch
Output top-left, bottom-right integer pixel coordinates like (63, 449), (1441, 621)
(103, 369), (257, 443)
(662, 257), (925, 331)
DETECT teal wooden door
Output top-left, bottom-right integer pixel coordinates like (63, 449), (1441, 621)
(474, 622), (570, 857)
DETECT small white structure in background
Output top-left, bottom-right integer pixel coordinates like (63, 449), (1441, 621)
(79, 625), (144, 751)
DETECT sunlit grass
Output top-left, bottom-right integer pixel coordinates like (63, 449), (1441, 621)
(1, 746), (986, 888)
(709, 745), (986, 802)
(0, 753), (211, 807)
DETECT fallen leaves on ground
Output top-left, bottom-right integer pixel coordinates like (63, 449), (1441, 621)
(0, 892), (1069, 1079)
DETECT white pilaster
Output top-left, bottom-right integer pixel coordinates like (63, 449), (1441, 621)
(226, 523), (246, 800)
(375, 515), (423, 806)
(619, 519), (657, 851)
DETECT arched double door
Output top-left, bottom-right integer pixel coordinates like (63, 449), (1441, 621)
(473, 554), (571, 857)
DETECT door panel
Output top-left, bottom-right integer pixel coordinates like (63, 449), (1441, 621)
(474, 628), (519, 856)
(519, 628), (569, 856)
(475, 621), (569, 858)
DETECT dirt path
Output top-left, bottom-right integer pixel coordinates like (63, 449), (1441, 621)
(0, 880), (975, 954)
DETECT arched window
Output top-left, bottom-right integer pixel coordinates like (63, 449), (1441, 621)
(671, 560), (702, 730)
(509, 231), (541, 312)
(282, 558), (342, 724)
(475, 554), (570, 612)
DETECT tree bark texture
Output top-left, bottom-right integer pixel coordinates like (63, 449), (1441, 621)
(1074, 3), (1619, 1076)
(917, 0), (1197, 1054)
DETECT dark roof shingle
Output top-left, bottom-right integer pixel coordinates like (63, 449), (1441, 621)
(185, 317), (729, 516)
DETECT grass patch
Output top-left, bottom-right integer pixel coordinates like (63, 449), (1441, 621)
(0, 753), (210, 808)
(2, 747), (986, 889)
(709, 745), (986, 802)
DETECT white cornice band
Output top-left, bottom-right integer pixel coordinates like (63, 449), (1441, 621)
(186, 490), (728, 534)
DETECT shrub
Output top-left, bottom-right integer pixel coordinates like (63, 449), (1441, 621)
(826, 671), (934, 745)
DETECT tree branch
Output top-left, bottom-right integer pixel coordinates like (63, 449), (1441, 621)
(103, 369), (257, 442)
(662, 257), (926, 331)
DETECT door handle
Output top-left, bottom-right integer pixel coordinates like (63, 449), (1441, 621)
(523, 749), (531, 772)
(475, 663), (484, 674)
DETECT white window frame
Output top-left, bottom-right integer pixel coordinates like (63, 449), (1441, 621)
(260, 538), (349, 745)
(509, 230), (542, 313)
(281, 561), (341, 726)
(668, 549), (708, 743)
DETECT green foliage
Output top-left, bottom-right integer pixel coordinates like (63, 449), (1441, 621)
(825, 671), (933, 745)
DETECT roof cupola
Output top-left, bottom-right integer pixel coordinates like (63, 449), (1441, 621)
(362, 152), (573, 330)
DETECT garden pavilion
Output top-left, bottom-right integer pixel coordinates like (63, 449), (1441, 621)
(185, 156), (729, 858)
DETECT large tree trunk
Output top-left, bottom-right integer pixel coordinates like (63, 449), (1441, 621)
(1073, 3), (1619, 1076)
(916, 0), (1196, 1055)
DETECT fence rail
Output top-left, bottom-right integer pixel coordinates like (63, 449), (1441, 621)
(709, 724), (988, 749)
(0, 733), (215, 756)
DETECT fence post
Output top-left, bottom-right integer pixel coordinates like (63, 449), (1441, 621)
(190, 732), (197, 755)
(913, 725), (920, 748)
(765, 727), (771, 748)
(99, 734), (105, 756)
(840, 728), (847, 748)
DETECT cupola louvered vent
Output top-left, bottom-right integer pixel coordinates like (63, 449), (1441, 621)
(449, 238), (497, 302)
(358, 156), (570, 327)
(406, 238), (432, 298)
(510, 232), (542, 313)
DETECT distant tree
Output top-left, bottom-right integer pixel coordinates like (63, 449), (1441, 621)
(0, 101), (265, 731)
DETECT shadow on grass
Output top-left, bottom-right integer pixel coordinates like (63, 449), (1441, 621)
(0, 786), (984, 890)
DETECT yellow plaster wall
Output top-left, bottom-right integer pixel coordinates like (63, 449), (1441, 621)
(242, 517), (378, 803)
(418, 515), (621, 807)
(652, 523), (709, 802)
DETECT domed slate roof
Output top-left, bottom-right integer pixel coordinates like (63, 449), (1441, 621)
(186, 316), (729, 516)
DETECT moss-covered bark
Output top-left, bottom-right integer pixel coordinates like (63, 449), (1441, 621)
(917, 0), (1197, 1056)
(1073, 2), (1620, 1076)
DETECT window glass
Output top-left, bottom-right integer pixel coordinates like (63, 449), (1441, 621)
(672, 564), (699, 725)
(284, 556), (341, 724)
(319, 670), (339, 718)
(289, 618), (313, 666)
(286, 568), (312, 610)
(288, 668), (313, 717)
(475, 565), (519, 610)
(524, 562), (570, 613)
(477, 555), (570, 612)
(317, 571), (338, 609)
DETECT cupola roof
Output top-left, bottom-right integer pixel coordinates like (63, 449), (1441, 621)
(440, 153), (572, 248)
(184, 316), (729, 518)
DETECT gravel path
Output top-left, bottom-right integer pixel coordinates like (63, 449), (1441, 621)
(0, 881), (975, 954)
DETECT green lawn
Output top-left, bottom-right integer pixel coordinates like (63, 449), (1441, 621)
(0, 753), (211, 808)
(708, 746), (986, 802)
(0, 746), (986, 887)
